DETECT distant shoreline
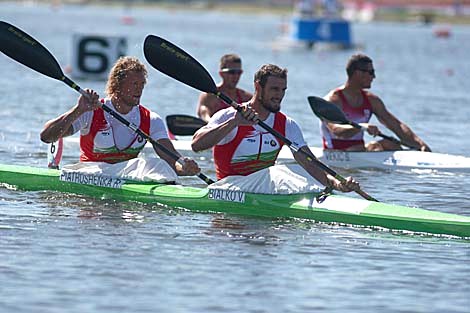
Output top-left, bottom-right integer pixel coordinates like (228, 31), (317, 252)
(3, 0), (470, 24)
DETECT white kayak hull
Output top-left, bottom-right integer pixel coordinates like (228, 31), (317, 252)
(279, 148), (470, 173)
(63, 137), (470, 173)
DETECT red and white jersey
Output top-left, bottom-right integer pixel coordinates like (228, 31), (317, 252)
(209, 108), (306, 179)
(212, 88), (244, 113)
(72, 98), (168, 163)
(321, 89), (372, 150)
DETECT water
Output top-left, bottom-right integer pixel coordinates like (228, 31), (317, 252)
(1, 2), (469, 313)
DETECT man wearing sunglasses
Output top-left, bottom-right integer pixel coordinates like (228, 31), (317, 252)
(197, 54), (252, 122)
(321, 54), (431, 152)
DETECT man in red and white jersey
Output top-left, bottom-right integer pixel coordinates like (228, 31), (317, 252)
(197, 54), (252, 122)
(321, 54), (431, 152)
(40, 56), (199, 176)
(192, 64), (358, 193)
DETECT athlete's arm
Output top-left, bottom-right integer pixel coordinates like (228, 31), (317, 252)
(197, 92), (219, 122)
(192, 104), (257, 152)
(293, 146), (359, 192)
(191, 117), (238, 152)
(371, 96), (431, 151)
(153, 138), (200, 176)
(40, 89), (99, 143)
(324, 93), (362, 139)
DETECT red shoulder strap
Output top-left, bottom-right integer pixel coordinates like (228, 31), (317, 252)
(138, 105), (151, 135)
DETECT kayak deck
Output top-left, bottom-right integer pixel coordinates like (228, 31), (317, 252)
(1, 164), (469, 238)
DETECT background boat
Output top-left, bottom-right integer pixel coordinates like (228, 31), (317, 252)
(63, 137), (470, 173)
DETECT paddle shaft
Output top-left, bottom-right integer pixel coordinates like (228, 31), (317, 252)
(350, 121), (416, 148)
(62, 77), (215, 185)
(217, 93), (378, 202)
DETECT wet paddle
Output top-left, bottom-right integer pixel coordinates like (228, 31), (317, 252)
(143, 35), (378, 202)
(166, 115), (207, 136)
(0, 21), (214, 185)
(308, 96), (418, 150)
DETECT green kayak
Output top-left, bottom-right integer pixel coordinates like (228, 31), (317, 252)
(0, 164), (469, 238)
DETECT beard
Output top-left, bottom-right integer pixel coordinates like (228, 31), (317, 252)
(263, 102), (280, 113)
(260, 94), (281, 113)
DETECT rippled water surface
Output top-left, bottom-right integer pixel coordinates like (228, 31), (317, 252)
(1, 3), (469, 313)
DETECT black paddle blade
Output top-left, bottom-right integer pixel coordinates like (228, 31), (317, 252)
(308, 96), (349, 124)
(0, 21), (64, 80)
(143, 35), (217, 94)
(166, 114), (207, 136)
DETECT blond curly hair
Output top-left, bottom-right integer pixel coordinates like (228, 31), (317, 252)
(105, 56), (148, 97)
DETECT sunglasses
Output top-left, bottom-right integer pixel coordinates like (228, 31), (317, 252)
(221, 68), (243, 75)
(357, 68), (375, 76)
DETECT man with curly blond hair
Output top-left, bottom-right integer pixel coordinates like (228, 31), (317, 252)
(41, 56), (199, 176)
